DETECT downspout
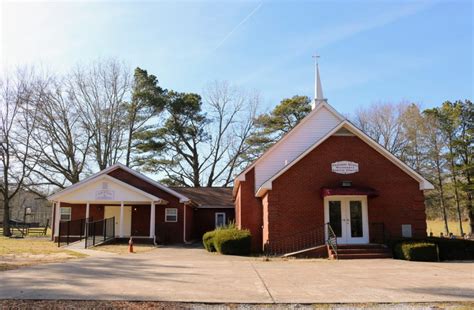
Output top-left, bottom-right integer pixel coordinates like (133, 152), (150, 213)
(183, 202), (192, 244)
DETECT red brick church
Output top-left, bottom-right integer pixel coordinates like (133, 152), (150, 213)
(233, 64), (433, 255)
(49, 64), (433, 257)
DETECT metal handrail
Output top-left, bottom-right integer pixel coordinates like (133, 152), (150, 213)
(84, 217), (115, 248)
(58, 217), (91, 247)
(326, 222), (338, 259)
(264, 225), (326, 256)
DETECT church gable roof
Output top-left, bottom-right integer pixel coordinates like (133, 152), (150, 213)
(234, 101), (345, 193)
(254, 120), (434, 197)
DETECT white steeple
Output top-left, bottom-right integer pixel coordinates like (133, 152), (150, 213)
(312, 55), (327, 109)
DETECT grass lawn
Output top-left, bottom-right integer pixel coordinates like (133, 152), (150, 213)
(95, 242), (157, 254)
(0, 236), (86, 271)
(426, 220), (471, 236)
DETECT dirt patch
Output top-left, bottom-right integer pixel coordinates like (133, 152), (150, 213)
(0, 252), (85, 271)
(0, 300), (472, 310)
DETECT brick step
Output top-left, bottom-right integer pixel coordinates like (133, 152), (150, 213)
(331, 252), (392, 259)
(337, 244), (388, 249)
(328, 244), (392, 259)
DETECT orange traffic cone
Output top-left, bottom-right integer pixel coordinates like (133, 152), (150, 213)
(128, 237), (134, 253)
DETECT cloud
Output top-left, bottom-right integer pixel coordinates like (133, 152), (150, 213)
(213, 1), (264, 51)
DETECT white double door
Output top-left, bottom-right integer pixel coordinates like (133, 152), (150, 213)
(324, 196), (369, 244)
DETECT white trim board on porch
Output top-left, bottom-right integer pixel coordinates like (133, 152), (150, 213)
(49, 174), (167, 204)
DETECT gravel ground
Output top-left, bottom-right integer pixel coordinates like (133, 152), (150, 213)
(0, 300), (472, 310)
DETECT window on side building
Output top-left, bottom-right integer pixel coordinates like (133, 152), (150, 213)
(165, 208), (178, 222)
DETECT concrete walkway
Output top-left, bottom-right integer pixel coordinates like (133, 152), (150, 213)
(0, 246), (473, 303)
(64, 240), (117, 257)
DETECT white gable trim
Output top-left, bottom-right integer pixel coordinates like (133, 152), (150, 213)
(255, 120), (434, 197)
(48, 174), (167, 203)
(233, 101), (345, 194)
(48, 163), (191, 203)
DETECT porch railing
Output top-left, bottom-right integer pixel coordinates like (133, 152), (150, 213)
(85, 217), (115, 248)
(58, 217), (91, 247)
(264, 225), (326, 256)
(326, 222), (338, 259)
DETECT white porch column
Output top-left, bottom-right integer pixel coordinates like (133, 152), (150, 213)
(54, 201), (61, 237)
(85, 202), (90, 220)
(149, 201), (156, 238)
(119, 201), (124, 238)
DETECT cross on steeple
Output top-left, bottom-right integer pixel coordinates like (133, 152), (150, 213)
(311, 54), (326, 109)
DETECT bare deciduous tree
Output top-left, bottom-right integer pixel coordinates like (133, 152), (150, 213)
(67, 59), (131, 170)
(353, 102), (409, 155)
(423, 111), (450, 235)
(0, 69), (40, 236)
(137, 81), (259, 187)
(202, 81), (259, 186)
(28, 77), (93, 188)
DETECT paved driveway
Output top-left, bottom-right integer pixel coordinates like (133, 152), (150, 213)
(1, 246), (473, 303)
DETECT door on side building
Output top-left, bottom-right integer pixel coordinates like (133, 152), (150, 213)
(104, 206), (132, 237)
(324, 196), (369, 244)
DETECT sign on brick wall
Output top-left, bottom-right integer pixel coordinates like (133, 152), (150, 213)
(331, 161), (359, 174)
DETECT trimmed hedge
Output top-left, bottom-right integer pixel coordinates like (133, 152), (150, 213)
(394, 242), (439, 262)
(202, 230), (217, 252)
(426, 237), (474, 261)
(213, 228), (251, 256)
(390, 237), (474, 261)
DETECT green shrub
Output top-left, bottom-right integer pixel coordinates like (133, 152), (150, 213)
(217, 220), (236, 230)
(213, 228), (251, 256)
(394, 242), (439, 262)
(202, 230), (217, 252)
(426, 237), (474, 261)
(390, 237), (474, 261)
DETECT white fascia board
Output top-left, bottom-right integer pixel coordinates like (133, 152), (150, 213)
(255, 181), (272, 198)
(49, 174), (168, 203)
(320, 101), (346, 122)
(234, 102), (345, 182)
(255, 120), (434, 196)
(232, 174), (247, 197)
(47, 164), (121, 200)
(343, 121), (434, 190)
(112, 163), (191, 203)
(255, 122), (345, 196)
(48, 163), (191, 203)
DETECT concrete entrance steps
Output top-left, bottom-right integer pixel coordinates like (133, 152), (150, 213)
(330, 244), (392, 259)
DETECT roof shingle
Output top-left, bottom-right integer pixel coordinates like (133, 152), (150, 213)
(170, 187), (233, 208)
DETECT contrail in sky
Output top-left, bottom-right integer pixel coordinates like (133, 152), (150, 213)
(214, 1), (264, 51)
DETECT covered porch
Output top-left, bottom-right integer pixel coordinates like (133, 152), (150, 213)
(49, 174), (168, 242)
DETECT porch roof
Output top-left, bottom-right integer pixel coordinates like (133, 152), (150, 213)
(48, 174), (168, 204)
(320, 186), (379, 198)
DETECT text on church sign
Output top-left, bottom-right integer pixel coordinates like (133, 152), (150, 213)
(331, 161), (359, 174)
(95, 182), (115, 200)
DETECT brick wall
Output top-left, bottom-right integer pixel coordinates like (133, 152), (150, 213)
(235, 168), (263, 252)
(235, 135), (427, 252)
(269, 135), (427, 242)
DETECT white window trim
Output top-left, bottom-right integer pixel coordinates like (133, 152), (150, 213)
(165, 208), (178, 222)
(60, 207), (72, 221)
(215, 212), (226, 228)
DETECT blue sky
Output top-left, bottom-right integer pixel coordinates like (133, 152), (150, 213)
(1, 0), (472, 113)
